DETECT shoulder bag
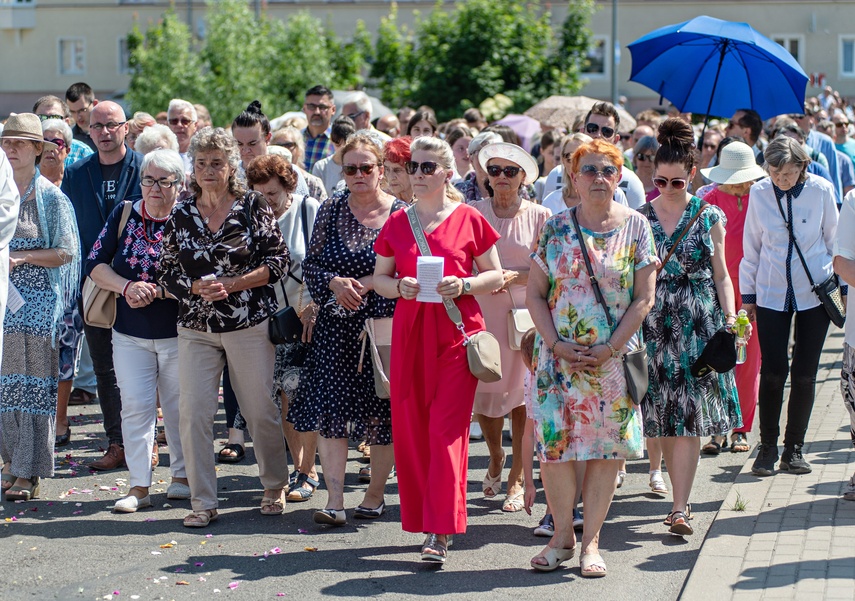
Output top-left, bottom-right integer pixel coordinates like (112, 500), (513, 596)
(268, 197), (312, 345)
(570, 207), (647, 404)
(406, 205), (502, 382)
(774, 195), (846, 328)
(82, 201), (133, 328)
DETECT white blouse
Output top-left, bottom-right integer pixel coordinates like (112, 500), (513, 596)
(834, 189), (855, 345)
(273, 194), (320, 312)
(740, 173), (838, 311)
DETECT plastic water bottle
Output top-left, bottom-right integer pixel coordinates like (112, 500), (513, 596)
(734, 310), (750, 365)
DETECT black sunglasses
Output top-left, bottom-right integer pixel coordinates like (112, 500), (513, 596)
(585, 122), (616, 139)
(486, 165), (522, 178)
(404, 161), (440, 175)
(342, 164), (377, 176)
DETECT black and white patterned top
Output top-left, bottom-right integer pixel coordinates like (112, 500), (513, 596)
(158, 190), (290, 333)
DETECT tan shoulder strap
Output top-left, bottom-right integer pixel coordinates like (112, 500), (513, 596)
(657, 202), (709, 274)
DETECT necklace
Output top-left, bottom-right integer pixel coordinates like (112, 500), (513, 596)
(197, 198), (230, 225)
(19, 172), (37, 202)
(140, 201), (168, 244)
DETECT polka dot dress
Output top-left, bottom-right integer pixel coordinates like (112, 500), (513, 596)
(287, 191), (406, 444)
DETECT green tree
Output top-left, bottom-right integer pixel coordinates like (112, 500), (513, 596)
(370, 3), (416, 108)
(545, 0), (597, 93)
(125, 9), (205, 116)
(326, 19), (373, 90)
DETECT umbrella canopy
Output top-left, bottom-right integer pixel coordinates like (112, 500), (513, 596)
(493, 114), (542, 152)
(628, 16), (808, 120)
(524, 95), (636, 132)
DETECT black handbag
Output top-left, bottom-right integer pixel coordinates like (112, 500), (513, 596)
(269, 197), (312, 344)
(775, 195), (846, 328)
(691, 327), (737, 378)
(570, 208), (648, 405)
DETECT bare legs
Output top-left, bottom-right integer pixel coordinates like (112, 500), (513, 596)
(280, 393), (318, 485)
(658, 436), (700, 514)
(56, 380), (72, 435)
(316, 436), (392, 510)
(478, 406), (527, 497)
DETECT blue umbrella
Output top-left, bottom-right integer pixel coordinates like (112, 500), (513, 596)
(628, 16), (808, 120)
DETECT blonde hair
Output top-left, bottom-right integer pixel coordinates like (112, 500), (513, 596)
(560, 133), (592, 201)
(410, 137), (464, 203)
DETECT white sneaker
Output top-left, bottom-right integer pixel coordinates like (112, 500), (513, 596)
(649, 470), (668, 495)
(166, 482), (191, 500)
(615, 470), (626, 489)
(469, 422), (483, 440)
(114, 494), (152, 513)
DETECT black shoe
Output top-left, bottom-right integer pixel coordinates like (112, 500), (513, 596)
(780, 444), (812, 474)
(55, 425), (71, 447)
(751, 443), (778, 477)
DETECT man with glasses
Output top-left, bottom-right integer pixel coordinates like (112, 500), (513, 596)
(832, 113), (855, 167)
(65, 82), (98, 152)
(790, 106), (842, 203)
(167, 99), (198, 173)
(341, 91), (391, 142)
(582, 102), (645, 208)
(62, 101), (143, 472)
(33, 95), (94, 168)
(302, 85), (336, 172)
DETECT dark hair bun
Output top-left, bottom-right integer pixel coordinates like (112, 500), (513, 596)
(657, 117), (694, 150)
(246, 100), (263, 115)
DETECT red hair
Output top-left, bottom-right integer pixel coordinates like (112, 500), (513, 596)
(384, 136), (413, 165)
(570, 139), (624, 174)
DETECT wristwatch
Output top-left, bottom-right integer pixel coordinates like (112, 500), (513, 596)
(606, 341), (621, 359)
(460, 278), (472, 296)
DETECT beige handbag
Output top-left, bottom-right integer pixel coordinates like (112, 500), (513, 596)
(82, 202), (133, 328)
(507, 291), (534, 350)
(405, 206), (502, 383)
(358, 317), (394, 399)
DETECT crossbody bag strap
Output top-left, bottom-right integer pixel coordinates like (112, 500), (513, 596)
(405, 205), (468, 333)
(656, 201), (709, 274)
(775, 194), (817, 288)
(570, 207), (615, 328)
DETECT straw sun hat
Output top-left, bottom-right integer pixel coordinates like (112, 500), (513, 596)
(0, 113), (57, 153)
(700, 141), (766, 185)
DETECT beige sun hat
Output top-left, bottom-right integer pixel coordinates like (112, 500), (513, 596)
(1, 113), (57, 153)
(478, 142), (539, 185)
(701, 141), (766, 185)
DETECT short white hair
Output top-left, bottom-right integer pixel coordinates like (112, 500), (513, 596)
(349, 92), (372, 116)
(141, 149), (186, 184)
(167, 99), (197, 121)
(42, 119), (73, 147)
(135, 124), (179, 154)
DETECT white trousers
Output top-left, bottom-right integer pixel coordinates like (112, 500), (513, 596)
(113, 331), (184, 488)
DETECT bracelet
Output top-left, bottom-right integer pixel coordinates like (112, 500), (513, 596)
(606, 341), (621, 359)
(121, 281), (132, 297)
(725, 312), (737, 321)
(396, 278), (403, 297)
(550, 339), (560, 353)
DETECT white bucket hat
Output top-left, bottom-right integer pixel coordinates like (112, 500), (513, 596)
(478, 142), (539, 185)
(701, 141), (767, 185)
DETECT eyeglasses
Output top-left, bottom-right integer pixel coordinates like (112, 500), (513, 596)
(304, 103), (333, 112)
(652, 176), (688, 190)
(168, 118), (195, 127)
(578, 164), (620, 180)
(342, 164), (377, 176)
(635, 153), (656, 162)
(405, 161), (440, 176)
(141, 176), (180, 189)
(585, 122), (616, 139)
(273, 141), (297, 150)
(486, 165), (522, 178)
(345, 110), (365, 120)
(71, 103), (93, 117)
(44, 138), (66, 150)
(89, 121), (126, 132)
(562, 152), (574, 160)
(836, 122), (850, 128)
(38, 114), (64, 122)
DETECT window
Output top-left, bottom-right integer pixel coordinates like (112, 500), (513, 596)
(582, 36), (608, 78)
(58, 38), (85, 75)
(772, 35), (804, 65)
(118, 37), (131, 74)
(842, 37), (855, 77)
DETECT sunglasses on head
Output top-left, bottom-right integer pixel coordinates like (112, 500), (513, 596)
(342, 163), (377, 176)
(44, 137), (66, 150)
(578, 164), (620, 180)
(486, 165), (522, 178)
(652, 176), (687, 190)
(404, 161), (440, 175)
(585, 122), (616, 139)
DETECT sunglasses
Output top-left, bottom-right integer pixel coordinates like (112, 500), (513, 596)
(578, 164), (620, 180)
(585, 122), (616, 139)
(836, 122), (850, 128)
(405, 161), (440, 175)
(168, 118), (195, 127)
(342, 163), (377, 176)
(44, 137), (66, 150)
(273, 141), (297, 149)
(652, 176), (688, 190)
(486, 165), (522, 178)
(635, 153), (655, 162)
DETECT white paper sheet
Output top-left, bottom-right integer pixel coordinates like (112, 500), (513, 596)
(7, 283), (24, 313)
(416, 256), (444, 303)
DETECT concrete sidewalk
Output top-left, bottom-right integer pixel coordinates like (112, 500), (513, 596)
(682, 329), (855, 601)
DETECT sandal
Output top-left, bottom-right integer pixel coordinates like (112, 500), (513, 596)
(502, 489), (525, 512)
(358, 441), (371, 463)
(287, 472), (319, 502)
(260, 490), (286, 516)
(667, 511), (694, 536)
(731, 432), (751, 453)
(5, 477), (39, 502)
(482, 452), (505, 498)
(421, 533), (449, 563)
(530, 545), (576, 572)
(183, 509), (218, 528)
(702, 437), (723, 455)
(1, 471), (15, 492)
(663, 504), (693, 525)
(217, 443), (245, 464)
(580, 552), (608, 578)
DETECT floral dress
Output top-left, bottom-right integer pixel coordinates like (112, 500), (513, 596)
(638, 196), (742, 437)
(530, 208), (655, 462)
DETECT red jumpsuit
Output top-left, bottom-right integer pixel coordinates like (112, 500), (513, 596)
(374, 204), (500, 534)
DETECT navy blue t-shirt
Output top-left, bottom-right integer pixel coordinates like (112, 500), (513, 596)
(84, 200), (179, 339)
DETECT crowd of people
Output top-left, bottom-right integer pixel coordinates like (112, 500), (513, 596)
(0, 80), (854, 577)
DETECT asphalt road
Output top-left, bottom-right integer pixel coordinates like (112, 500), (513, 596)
(0, 404), (748, 601)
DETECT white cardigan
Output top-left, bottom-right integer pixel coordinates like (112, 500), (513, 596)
(740, 173), (838, 311)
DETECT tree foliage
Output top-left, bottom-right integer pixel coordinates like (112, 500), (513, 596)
(370, 3), (416, 109)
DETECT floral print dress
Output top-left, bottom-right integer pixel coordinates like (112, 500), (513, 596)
(530, 208), (655, 462)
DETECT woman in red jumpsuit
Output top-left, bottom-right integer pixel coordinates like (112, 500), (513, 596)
(374, 136), (503, 564)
